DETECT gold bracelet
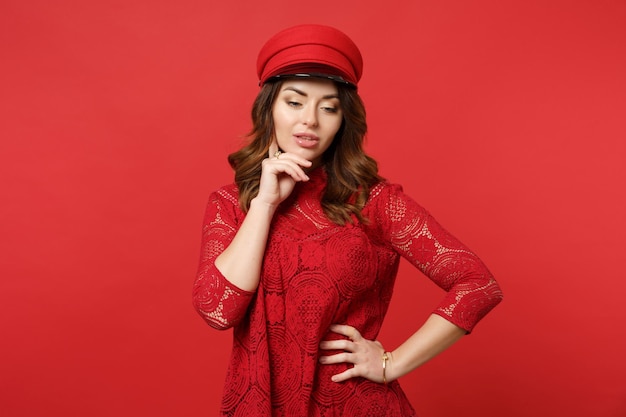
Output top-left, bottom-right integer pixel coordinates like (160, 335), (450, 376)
(382, 352), (389, 386)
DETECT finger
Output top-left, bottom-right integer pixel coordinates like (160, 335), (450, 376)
(270, 152), (312, 169)
(266, 141), (312, 167)
(262, 159), (308, 182)
(318, 351), (356, 365)
(330, 367), (359, 383)
(319, 339), (355, 351)
(329, 324), (361, 341)
(279, 164), (308, 182)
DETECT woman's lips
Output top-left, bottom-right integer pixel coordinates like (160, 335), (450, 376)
(293, 133), (319, 148)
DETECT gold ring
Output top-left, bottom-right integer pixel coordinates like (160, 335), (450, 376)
(274, 150), (282, 159)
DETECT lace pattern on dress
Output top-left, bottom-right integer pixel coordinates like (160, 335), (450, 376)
(374, 183), (503, 332)
(193, 187), (254, 330)
(194, 177), (502, 416)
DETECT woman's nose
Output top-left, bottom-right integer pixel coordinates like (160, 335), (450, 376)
(301, 105), (318, 127)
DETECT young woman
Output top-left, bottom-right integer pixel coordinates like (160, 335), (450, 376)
(193, 24), (503, 416)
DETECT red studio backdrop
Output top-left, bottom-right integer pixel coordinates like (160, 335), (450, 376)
(1, 1), (625, 416)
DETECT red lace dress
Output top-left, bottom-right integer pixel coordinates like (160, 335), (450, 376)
(193, 168), (502, 417)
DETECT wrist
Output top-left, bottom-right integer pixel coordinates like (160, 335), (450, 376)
(249, 197), (279, 214)
(382, 351), (390, 385)
(384, 350), (399, 383)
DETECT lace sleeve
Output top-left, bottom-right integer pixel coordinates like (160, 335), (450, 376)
(374, 183), (503, 332)
(192, 188), (255, 330)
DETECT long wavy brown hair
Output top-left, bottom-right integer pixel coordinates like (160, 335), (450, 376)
(228, 79), (382, 225)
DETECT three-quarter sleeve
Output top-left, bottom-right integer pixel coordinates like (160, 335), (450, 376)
(192, 187), (255, 330)
(374, 183), (503, 332)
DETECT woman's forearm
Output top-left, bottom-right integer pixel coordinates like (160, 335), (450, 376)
(387, 314), (467, 381)
(214, 197), (277, 292)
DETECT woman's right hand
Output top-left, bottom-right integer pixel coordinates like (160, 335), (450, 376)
(213, 141), (311, 292)
(255, 142), (312, 207)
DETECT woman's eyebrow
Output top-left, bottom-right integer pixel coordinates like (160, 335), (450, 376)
(282, 86), (339, 100)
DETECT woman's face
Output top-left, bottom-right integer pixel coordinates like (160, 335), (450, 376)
(272, 78), (343, 167)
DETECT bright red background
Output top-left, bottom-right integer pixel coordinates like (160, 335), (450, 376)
(1, 1), (625, 416)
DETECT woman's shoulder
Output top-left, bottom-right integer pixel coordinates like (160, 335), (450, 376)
(208, 183), (240, 206)
(367, 179), (406, 204)
(365, 179), (429, 218)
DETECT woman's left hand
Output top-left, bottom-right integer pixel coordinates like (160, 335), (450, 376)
(318, 324), (390, 383)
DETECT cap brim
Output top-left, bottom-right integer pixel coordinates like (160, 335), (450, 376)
(263, 72), (355, 87)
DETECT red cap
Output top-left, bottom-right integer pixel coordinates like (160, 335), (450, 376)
(257, 24), (363, 87)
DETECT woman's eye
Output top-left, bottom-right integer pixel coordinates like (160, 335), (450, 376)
(322, 106), (338, 113)
(287, 101), (301, 108)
